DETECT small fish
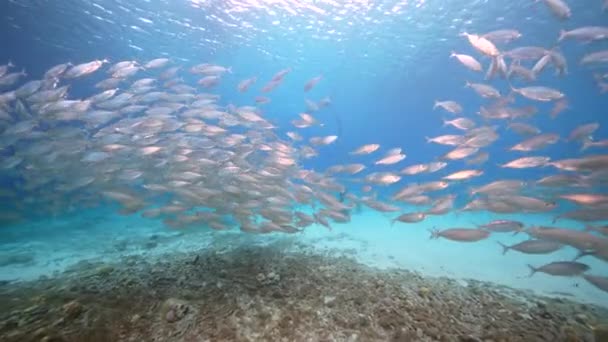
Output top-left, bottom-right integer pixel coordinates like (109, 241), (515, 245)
(558, 27), (608, 42)
(580, 50), (608, 65)
(375, 153), (406, 166)
(558, 193), (608, 206)
(507, 122), (541, 136)
(550, 98), (569, 119)
(350, 144), (380, 155)
(144, 58), (170, 69)
(433, 100), (462, 114)
(450, 52), (482, 71)
(567, 123), (599, 142)
(304, 75), (322, 92)
(498, 240), (562, 255)
(460, 32), (500, 57)
(237, 77), (257, 92)
(482, 29), (522, 44)
(442, 169), (483, 181)
(501, 156), (550, 169)
(539, 0), (571, 20)
(392, 212), (426, 225)
(510, 133), (560, 152)
(584, 274), (608, 293)
(442, 146), (479, 160)
(466, 81), (501, 98)
(528, 261), (589, 278)
(64, 59), (109, 79)
(479, 220), (524, 233)
(430, 227), (491, 242)
(443, 117), (476, 130)
(426, 135), (466, 146)
(510, 85), (564, 102)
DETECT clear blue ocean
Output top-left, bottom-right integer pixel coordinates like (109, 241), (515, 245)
(1, 1), (608, 341)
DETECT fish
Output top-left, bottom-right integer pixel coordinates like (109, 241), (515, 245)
(426, 195), (456, 215)
(426, 135), (466, 146)
(442, 146), (479, 160)
(498, 240), (562, 255)
(304, 75), (322, 92)
(526, 226), (608, 251)
(144, 58), (170, 69)
(482, 29), (522, 44)
(581, 139), (608, 151)
(550, 98), (568, 119)
(365, 172), (402, 185)
(580, 50), (608, 65)
(509, 133), (559, 152)
(64, 59), (109, 79)
(430, 227), (491, 242)
(549, 155), (608, 172)
(528, 262), (589, 278)
(392, 212), (426, 225)
(350, 144), (380, 155)
(507, 122), (541, 136)
(442, 169), (483, 181)
(479, 220), (524, 233)
(539, 0), (571, 20)
(374, 153), (406, 166)
(567, 123), (599, 142)
(508, 62), (536, 82)
(450, 52), (482, 71)
(0, 61), (15, 78)
(500, 156), (550, 169)
(583, 274), (608, 293)
(466, 81), (501, 98)
(433, 100), (462, 114)
(237, 77), (257, 92)
(510, 85), (564, 102)
(558, 27), (608, 42)
(504, 46), (551, 61)
(558, 193), (608, 206)
(531, 54), (552, 76)
(460, 32), (500, 57)
(400, 164), (429, 175)
(443, 117), (476, 130)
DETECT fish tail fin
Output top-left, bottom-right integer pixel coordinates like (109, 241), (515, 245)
(574, 249), (594, 261)
(428, 226), (440, 240)
(558, 29), (566, 42)
(512, 227), (523, 236)
(464, 80), (471, 88)
(449, 51), (456, 58)
(527, 264), (537, 277)
(20, 69), (27, 77)
(8, 60), (14, 68)
(497, 242), (509, 255)
(228, 67), (233, 74)
(390, 218), (397, 227)
(424, 136), (431, 143)
(433, 100), (439, 109)
(441, 117), (448, 127)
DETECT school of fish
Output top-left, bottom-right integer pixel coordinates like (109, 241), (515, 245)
(0, 0), (607, 294)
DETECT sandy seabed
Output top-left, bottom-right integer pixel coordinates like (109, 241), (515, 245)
(1, 237), (608, 342)
(2, 209), (608, 341)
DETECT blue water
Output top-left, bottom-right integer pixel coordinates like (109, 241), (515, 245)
(1, 0), (608, 308)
